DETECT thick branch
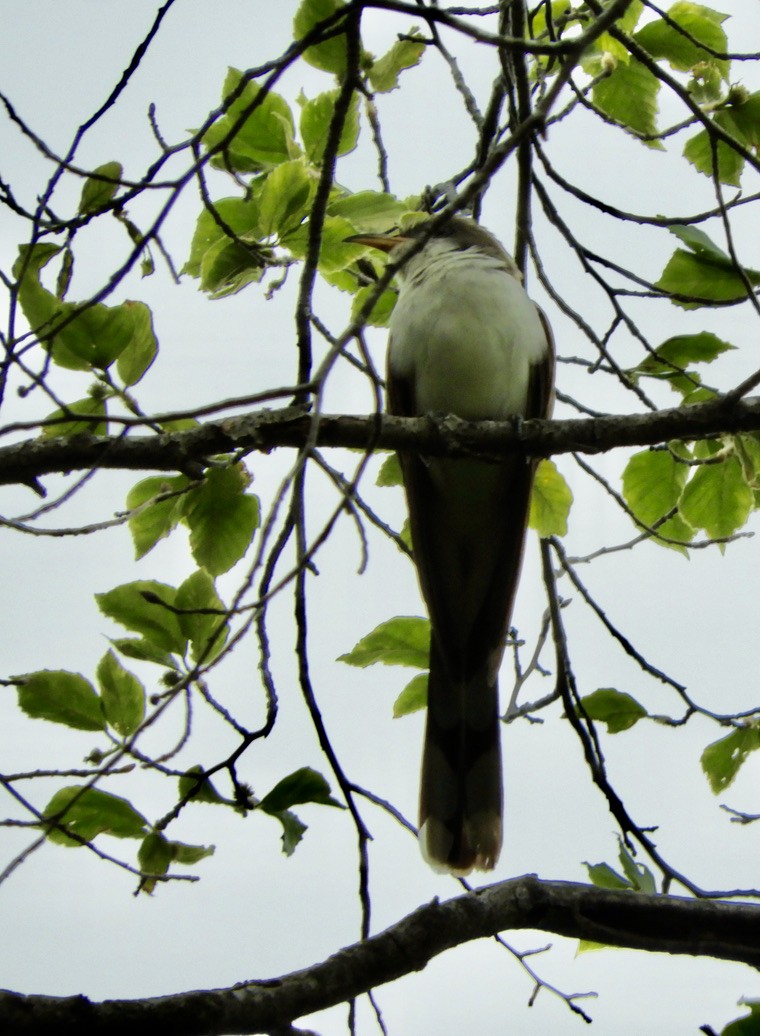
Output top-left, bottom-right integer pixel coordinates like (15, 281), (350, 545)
(1, 875), (758, 1035)
(2, 396), (760, 487)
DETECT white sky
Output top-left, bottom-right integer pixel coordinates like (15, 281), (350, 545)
(2, 2), (760, 1034)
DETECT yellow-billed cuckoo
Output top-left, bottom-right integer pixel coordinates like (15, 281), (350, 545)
(352, 217), (554, 874)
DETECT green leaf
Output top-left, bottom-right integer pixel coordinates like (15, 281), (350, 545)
(592, 58), (662, 147)
(584, 861), (630, 891)
(622, 449), (688, 526)
(14, 245), (157, 374)
(96, 581), (187, 656)
(300, 89), (360, 164)
(393, 672), (428, 717)
(580, 688), (648, 734)
(78, 161), (122, 215)
(350, 282), (397, 327)
(669, 223), (732, 263)
(701, 725), (760, 794)
(631, 332), (735, 382)
(16, 670), (105, 731)
(175, 569), (229, 664)
(376, 452), (403, 486)
(114, 301), (158, 386)
(368, 31), (425, 92)
(258, 767), (343, 813)
(179, 766), (228, 805)
(43, 786), (148, 845)
(127, 475), (190, 559)
(656, 249), (760, 307)
(199, 236), (267, 299)
(269, 808), (307, 856)
(683, 115), (745, 187)
(181, 465), (260, 577)
(110, 637), (178, 668)
(617, 838), (657, 894)
(293, 0), (350, 75)
(328, 190), (408, 231)
(635, 2), (729, 78)
(258, 158), (316, 237)
(183, 196), (264, 285)
(138, 831), (174, 886)
(202, 68), (296, 172)
(726, 90), (760, 150)
(584, 837), (656, 895)
(721, 999), (760, 1035)
(138, 833), (214, 893)
(679, 455), (753, 538)
(96, 650), (145, 737)
(171, 840), (215, 865)
(41, 396), (108, 438)
(338, 615), (430, 668)
(529, 459), (573, 536)
(283, 214), (369, 274)
(590, 1), (644, 63)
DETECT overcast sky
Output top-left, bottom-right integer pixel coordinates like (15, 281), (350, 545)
(3, 2), (760, 1034)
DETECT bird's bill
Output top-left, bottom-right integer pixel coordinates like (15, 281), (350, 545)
(345, 232), (409, 253)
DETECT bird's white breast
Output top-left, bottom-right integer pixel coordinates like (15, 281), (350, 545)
(389, 243), (546, 420)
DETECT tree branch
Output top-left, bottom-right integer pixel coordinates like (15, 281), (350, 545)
(3, 395), (760, 487)
(2, 875), (759, 1035)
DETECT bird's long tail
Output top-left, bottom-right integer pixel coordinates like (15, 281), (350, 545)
(418, 636), (502, 874)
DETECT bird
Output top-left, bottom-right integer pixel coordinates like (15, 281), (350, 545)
(350, 216), (554, 875)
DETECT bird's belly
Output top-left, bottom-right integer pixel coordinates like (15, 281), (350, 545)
(390, 262), (545, 420)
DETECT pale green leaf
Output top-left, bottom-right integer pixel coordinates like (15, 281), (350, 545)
(376, 453), (403, 487)
(258, 158), (316, 237)
(683, 120), (744, 188)
(138, 831), (173, 891)
(580, 687), (648, 734)
(293, 0), (350, 75)
(282, 214), (368, 273)
(269, 808), (307, 856)
(175, 569), (229, 664)
(179, 766), (229, 806)
(126, 475), (190, 560)
(259, 767), (343, 813)
(635, 2), (729, 78)
(338, 615), (429, 668)
(679, 456), (753, 538)
(16, 670), (105, 731)
(328, 190), (408, 231)
(41, 396), (108, 438)
(631, 332), (735, 380)
(96, 650), (145, 737)
(584, 860), (630, 890)
(78, 161), (123, 215)
(592, 59), (662, 147)
(96, 581), (187, 655)
(110, 637), (178, 668)
(656, 249), (760, 307)
(529, 459), (572, 536)
(300, 89), (360, 163)
(368, 31), (426, 92)
(114, 301), (158, 386)
(183, 196), (263, 279)
(701, 726), (760, 794)
(350, 282), (397, 327)
(393, 672), (428, 717)
(622, 449), (688, 526)
(202, 68), (296, 171)
(44, 786), (148, 845)
(181, 466), (260, 576)
(720, 999), (760, 1035)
